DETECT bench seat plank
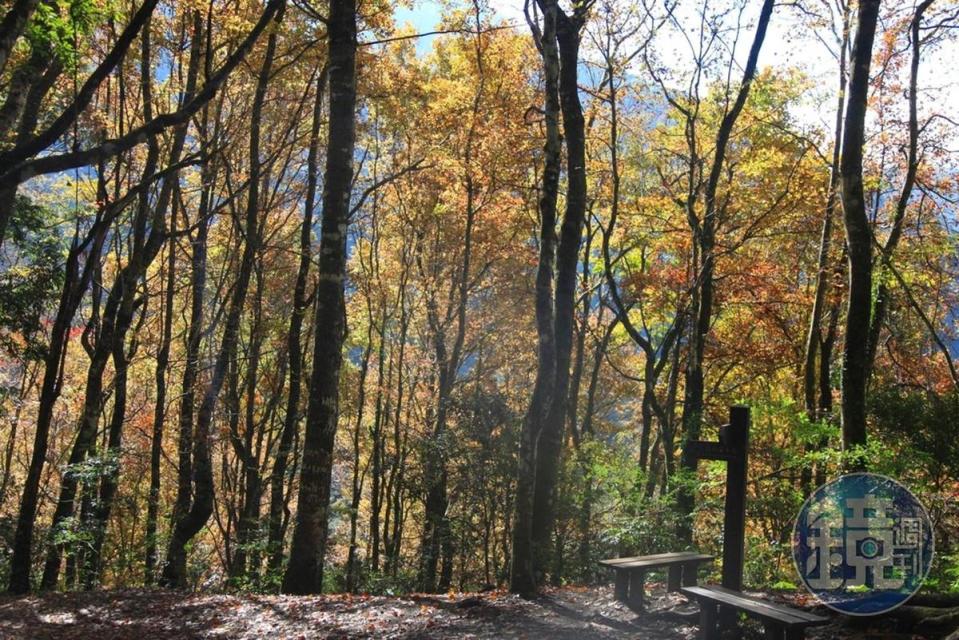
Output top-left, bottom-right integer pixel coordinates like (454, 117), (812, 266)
(681, 585), (829, 627)
(600, 550), (703, 562)
(599, 552), (714, 569)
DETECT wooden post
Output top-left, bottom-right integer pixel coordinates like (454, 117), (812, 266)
(698, 600), (719, 640)
(763, 622), (785, 640)
(679, 405), (750, 591)
(628, 569), (646, 610)
(667, 565), (683, 591)
(718, 406), (749, 633)
(681, 406), (749, 633)
(721, 405), (749, 592)
(614, 570), (629, 601)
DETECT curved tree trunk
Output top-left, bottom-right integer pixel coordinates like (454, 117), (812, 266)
(863, 0), (931, 383)
(677, 0), (774, 543)
(145, 212), (177, 582)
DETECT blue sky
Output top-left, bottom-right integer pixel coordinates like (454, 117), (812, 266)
(394, 4), (441, 30)
(392, 3), (445, 55)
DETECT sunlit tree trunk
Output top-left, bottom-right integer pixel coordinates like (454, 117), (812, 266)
(42, 21), (175, 582)
(145, 215), (177, 582)
(345, 320), (373, 591)
(6, 196), (110, 593)
(417, 2), (485, 592)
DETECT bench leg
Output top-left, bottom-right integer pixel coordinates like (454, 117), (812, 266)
(698, 601), (719, 640)
(763, 622), (785, 640)
(718, 606), (738, 636)
(785, 628), (805, 640)
(614, 570), (629, 602)
(667, 565), (682, 591)
(627, 569), (646, 611)
(682, 561), (699, 586)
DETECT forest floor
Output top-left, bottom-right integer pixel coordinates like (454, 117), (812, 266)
(0, 582), (945, 639)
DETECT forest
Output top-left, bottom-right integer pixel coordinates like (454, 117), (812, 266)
(0, 0), (958, 637)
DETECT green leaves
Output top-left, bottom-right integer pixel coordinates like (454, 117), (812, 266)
(0, 195), (66, 361)
(25, 0), (104, 68)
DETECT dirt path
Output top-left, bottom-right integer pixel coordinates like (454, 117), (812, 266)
(0, 585), (942, 639)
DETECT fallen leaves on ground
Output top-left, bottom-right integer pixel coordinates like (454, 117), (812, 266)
(0, 585), (945, 639)
(0, 585), (692, 639)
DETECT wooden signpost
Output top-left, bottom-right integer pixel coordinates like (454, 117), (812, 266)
(682, 405), (750, 593)
(679, 409), (832, 638)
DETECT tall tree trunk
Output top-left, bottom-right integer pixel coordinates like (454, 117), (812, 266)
(348, 238), (379, 589)
(345, 321), (373, 592)
(383, 273), (410, 577)
(864, 0), (930, 382)
(40, 43), (170, 582)
(169, 13), (216, 579)
(801, 4), (849, 496)
(368, 312), (388, 575)
(368, 206), (390, 575)
(168, 160), (210, 588)
(162, 4), (283, 588)
(416, 210), (474, 591)
(569, 231), (594, 582)
(682, 0), (775, 436)
(282, 0), (356, 595)
(417, 3), (485, 591)
(82, 296), (146, 589)
(231, 261), (267, 583)
(84, 9), (199, 588)
(267, 65), (327, 576)
(678, 0), (774, 543)
(40, 235), (148, 590)
(6, 202), (110, 593)
(529, 2), (589, 586)
(146, 215), (177, 582)
(510, 0), (560, 596)
(816, 284), (841, 488)
(567, 219), (593, 448)
(839, 0), (881, 463)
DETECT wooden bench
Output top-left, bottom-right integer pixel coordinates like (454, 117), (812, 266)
(599, 551), (714, 609)
(681, 585), (829, 640)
